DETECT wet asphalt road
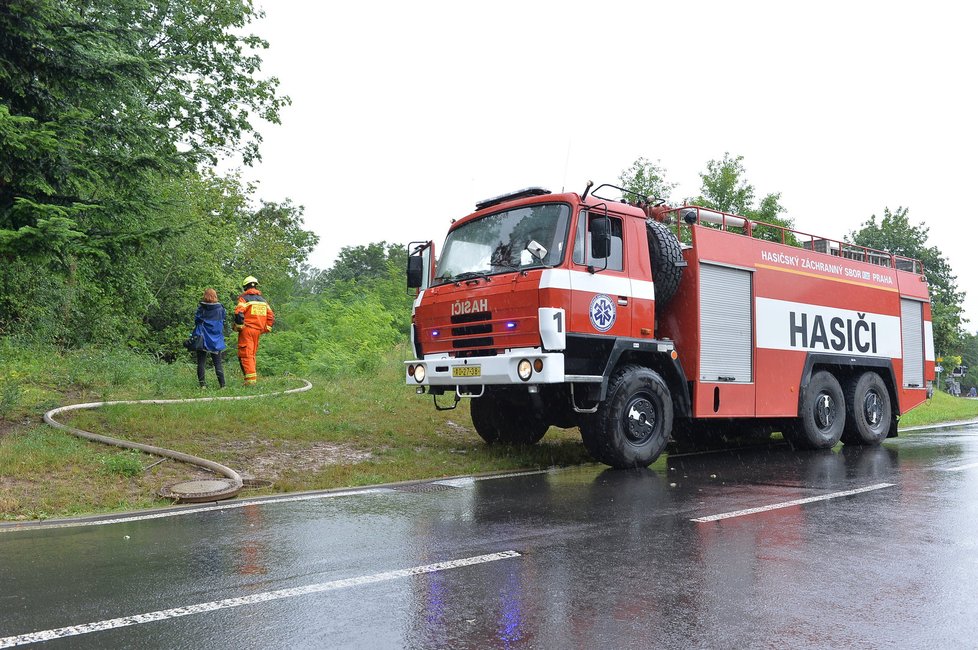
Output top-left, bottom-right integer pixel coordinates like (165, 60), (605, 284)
(2, 425), (978, 649)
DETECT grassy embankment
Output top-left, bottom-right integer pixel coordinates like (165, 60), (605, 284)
(896, 389), (977, 427)
(0, 340), (589, 521)
(0, 337), (973, 521)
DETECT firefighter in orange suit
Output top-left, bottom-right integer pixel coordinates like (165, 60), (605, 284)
(234, 276), (274, 385)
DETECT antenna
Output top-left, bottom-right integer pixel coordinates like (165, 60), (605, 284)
(561, 138), (572, 192)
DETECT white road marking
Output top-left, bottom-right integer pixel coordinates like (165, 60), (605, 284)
(434, 469), (550, 488)
(0, 488), (394, 532)
(432, 477), (476, 488)
(0, 551), (522, 648)
(691, 483), (895, 523)
(936, 462), (978, 472)
(2, 469), (556, 534)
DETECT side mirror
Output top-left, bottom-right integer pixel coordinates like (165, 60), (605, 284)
(590, 216), (612, 259)
(407, 255), (423, 288)
(526, 239), (548, 261)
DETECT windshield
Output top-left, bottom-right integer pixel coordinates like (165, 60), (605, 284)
(434, 203), (571, 283)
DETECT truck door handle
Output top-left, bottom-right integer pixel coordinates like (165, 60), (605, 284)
(618, 296), (629, 306)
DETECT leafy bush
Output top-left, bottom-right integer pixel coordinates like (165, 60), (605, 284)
(260, 295), (404, 377)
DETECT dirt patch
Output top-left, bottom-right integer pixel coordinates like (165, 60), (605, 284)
(223, 439), (372, 481)
(0, 418), (33, 438)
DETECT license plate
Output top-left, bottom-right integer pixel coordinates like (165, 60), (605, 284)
(452, 366), (481, 378)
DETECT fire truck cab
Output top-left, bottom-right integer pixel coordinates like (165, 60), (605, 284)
(406, 184), (934, 469)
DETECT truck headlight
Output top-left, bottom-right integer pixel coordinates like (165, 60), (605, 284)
(517, 359), (532, 381)
(414, 364), (426, 383)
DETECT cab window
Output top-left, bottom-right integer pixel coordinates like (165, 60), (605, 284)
(573, 211), (623, 271)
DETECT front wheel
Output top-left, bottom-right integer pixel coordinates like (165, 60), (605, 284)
(580, 365), (673, 468)
(784, 370), (845, 449)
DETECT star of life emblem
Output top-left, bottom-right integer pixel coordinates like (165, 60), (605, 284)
(589, 294), (616, 332)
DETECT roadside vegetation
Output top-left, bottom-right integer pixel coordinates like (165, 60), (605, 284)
(897, 390), (978, 427)
(0, 339), (591, 521)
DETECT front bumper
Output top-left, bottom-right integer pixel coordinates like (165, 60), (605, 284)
(406, 347), (565, 386)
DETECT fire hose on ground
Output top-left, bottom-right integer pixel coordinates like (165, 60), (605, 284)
(43, 379), (313, 503)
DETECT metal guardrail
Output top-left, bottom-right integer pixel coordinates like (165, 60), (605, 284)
(665, 206), (925, 275)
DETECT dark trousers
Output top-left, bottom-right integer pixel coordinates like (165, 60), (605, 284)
(196, 350), (225, 387)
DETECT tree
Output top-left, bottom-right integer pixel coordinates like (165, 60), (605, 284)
(690, 153), (794, 242)
(231, 198), (319, 302)
(318, 242), (413, 334)
(258, 241), (415, 376)
(617, 157), (676, 204)
(850, 207), (965, 355)
(0, 0), (287, 254)
(0, 0), (293, 346)
(955, 331), (978, 393)
(320, 242), (405, 286)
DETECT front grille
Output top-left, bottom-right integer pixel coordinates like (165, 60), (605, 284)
(453, 336), (493, 349)
(450, 311), (494, 349)
(452, 323), (491, 336)
(451, 312), (491, 324)
(455, 349), (498, 358)
(422, 309), (536, 357)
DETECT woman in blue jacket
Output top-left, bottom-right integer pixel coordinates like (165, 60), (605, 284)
(194, 288), (227, 388)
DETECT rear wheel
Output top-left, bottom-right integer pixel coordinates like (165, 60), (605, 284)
(470, 390), (549, 446)
(784, 370), (845, 449)
(841, 372), (891, 446)
(580, 365), (672, 468)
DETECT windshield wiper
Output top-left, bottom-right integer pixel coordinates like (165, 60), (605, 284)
(450, 271), (492, 283)
(491, 261), (520, 273)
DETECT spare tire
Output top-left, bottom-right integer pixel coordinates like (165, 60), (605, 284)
(647, 219), (684, 306)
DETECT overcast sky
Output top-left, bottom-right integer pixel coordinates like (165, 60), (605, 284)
(238, 1), (978, 328)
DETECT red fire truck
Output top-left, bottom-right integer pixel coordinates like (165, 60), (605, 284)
(406, 183), (934, 468)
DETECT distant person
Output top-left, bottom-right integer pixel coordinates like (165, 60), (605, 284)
(194, 288), (227, 388)
(234, 276), (275, 385)
(970, 386), (976, 398)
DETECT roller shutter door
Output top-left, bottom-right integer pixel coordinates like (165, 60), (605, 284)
(700, 263), (752, 382)
(901, 299), (924, 387)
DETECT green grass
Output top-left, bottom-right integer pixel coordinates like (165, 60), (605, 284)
(1, 335), (975, 521)
(0, 340), (593, 520)
(99, 451), (144, 477)
(898, 389), (978, 427)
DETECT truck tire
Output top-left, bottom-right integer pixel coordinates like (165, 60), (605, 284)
(647, 220), (684, 306)
(784, 370), (845, 449)
(841, 372), (891, 446)
(470, 391), (548, 446)
(580, 365), (673, 468)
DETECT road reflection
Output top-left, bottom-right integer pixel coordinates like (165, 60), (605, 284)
(236, 504), (269, 577)
(404, 442), (912, 647)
